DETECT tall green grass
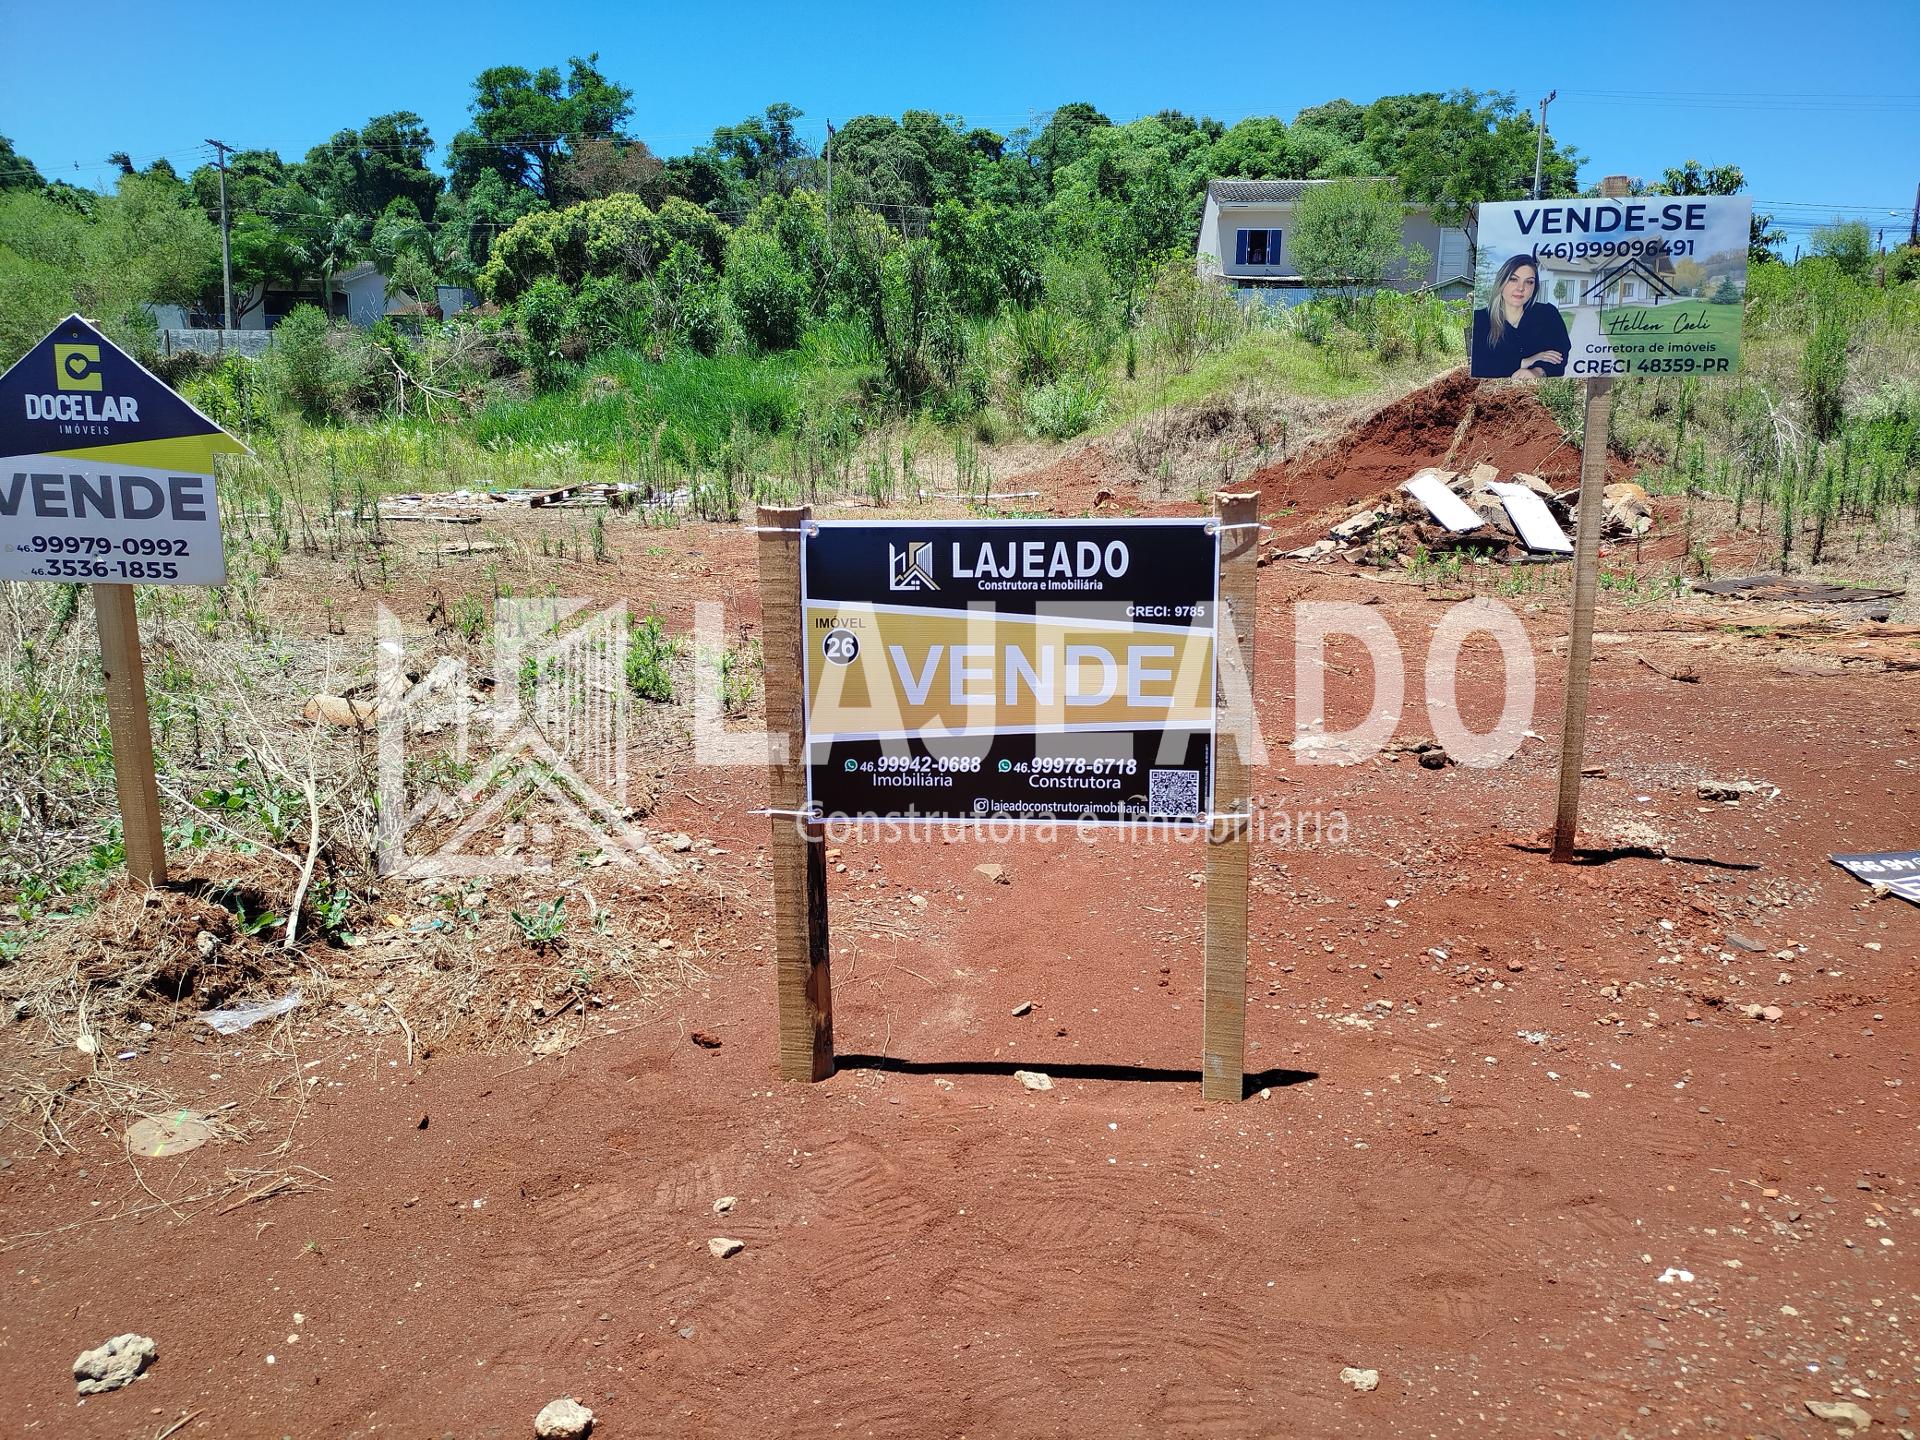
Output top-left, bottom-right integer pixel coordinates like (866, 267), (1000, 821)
(473, 326), (875, 468)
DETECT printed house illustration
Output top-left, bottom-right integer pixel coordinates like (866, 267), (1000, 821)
(1527, 248), (1680, 311)
(1583, 253), (1679, 308)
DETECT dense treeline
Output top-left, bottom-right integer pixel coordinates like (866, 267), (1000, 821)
(2, 58), (1914, 494)
(1, 63), (1586, 368)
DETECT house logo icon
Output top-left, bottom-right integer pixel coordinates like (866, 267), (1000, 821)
(889, 541), (938, 592)
(1584, 255), (1678, 311)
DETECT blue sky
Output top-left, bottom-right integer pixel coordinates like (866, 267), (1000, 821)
(3, 0), (1915, 249)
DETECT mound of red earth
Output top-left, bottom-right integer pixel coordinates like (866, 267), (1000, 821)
(1248, 368), (1634, 523)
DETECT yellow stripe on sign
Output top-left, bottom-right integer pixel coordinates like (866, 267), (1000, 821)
(40, 432), (248, 472)
(808, 603), (1214, 736)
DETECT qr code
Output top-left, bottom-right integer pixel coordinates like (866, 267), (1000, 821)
(1148, 768), (1201, 816)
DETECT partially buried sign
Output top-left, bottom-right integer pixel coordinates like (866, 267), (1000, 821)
(0, 314), (245, 585)
(803, 520), (1218, 824)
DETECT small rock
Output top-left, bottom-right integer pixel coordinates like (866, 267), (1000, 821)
(195, 929), (221, 958)
(1760, 1005), (1784, 1023)
(712, 1196), (736, 1214)
(1698, 778), (1760, 801)
(302, 694), (382, 729)
(708, 1237), (744, 1259)
(1417, 747), (1449, 770)
(533, 1396), (595, 1438)
(1014, 1070), (1053, 1092)
(74, 1333), (157, 1394)
(666, 833), (694, 853)
(1806, 1398), (1872, 1429)
(1010, 1001), (1033, 1017)
(689, 1030), (722, 1049)
(974, 863), (1010, 885)
(1340, 1366), (1380, 1393)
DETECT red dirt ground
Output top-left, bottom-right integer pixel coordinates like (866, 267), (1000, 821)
(2, 383), (1917, 1438)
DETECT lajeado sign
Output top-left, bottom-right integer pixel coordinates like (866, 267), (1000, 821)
(1471, 196), (1751, 381)
(802, 520), (1219, 824)
(0, 314), (244, 584)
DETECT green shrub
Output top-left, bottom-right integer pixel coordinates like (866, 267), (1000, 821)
(726, 230), (808, 351)
(1021, 377), (1105, 439)
(262, 306), (341, 420)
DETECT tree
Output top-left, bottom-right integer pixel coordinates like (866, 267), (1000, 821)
(559, 135), (665, 205)
(1649, 159), (1745, 197)
(828, 115), (934, 215)
(1289, 177), (1416, 306)
(1211, 117), (1290, 178)
(304, 112), (442, 223)
(1030, 102), (1111, 188)
(0, 135), (43, 192)
(1811, 220), (1874, 281)
(1389, 90), (1580, 232)
(450, 55), (634, 204)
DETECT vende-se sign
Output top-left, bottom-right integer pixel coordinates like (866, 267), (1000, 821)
(802, 520), (1219, 824)
(0, 314), (244, 584)
(1471, 195), (1750, 381)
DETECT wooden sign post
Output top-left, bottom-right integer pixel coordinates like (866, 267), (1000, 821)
(1202, 492), (1259, 1100)
(757, 504), (834, 1081)
(1549, 378), (1614, 862)
(758, 505), (1256, 1099)
(93, 584), (168, 887)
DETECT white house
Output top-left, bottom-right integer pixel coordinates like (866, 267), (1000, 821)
(1195, 179), (1473, 298)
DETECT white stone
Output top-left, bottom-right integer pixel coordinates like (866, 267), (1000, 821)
(534, 1396), (595, 1438)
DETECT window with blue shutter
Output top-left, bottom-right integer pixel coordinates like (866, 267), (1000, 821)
(1235, 230), (1249, 266)
(1268, 229), (1282, 266)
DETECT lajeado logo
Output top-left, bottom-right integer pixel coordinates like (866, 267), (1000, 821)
(53, 343), (102, 392)
(888, 540), (938, 592)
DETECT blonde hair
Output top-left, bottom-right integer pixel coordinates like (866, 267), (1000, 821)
(1486, 254), (1540, 347)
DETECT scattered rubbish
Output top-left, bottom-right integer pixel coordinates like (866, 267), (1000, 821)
(125, 1111), (215, 1158)
(1830, 850), (1920, 905)
(1488, 481), (1573, 553)
(199, 990), (302, 1035)
(74, 1333), (157, 1394)
(1656, 1267), (1693, 1284)
(1697, 574), (1904, 622)
(1014, 1070), (1054, 1092)
(1339, 1366), (1380, 1393)
(708, 1237), (745, 1259)
(1402, 470), (1484, 533)
(533, 1396), (596, 1439)
(1278, 463), (1611, 569)
(1698, 779), (1775, 802)
(1601, 482), (1653, 536)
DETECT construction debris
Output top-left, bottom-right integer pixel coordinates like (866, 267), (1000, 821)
(1694, 574), (1904, 622)
(1278, 464), (1627, 568)
(366, 484), (687, 525)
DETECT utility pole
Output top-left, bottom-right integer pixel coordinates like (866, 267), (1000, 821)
(1909, 180), (1918, 248)
(1531, 91), (1557, 200)
(206, 139), (234, 329)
